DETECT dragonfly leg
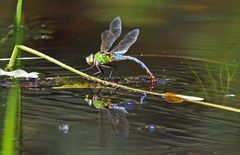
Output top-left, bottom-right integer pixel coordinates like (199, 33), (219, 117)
(101, 64), (117, 79)
(93, 65), (104, 76)
(81, 63), (95, 72)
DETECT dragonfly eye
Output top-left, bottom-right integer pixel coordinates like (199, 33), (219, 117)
(86, 54), (94, 65)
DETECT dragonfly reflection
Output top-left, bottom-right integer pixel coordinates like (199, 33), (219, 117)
(85, 95), (130, 148)
(82, 17), (156, 89)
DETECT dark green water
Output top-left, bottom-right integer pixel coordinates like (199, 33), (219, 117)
(1, 0), (240, 155)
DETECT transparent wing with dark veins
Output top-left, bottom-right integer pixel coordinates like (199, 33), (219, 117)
(111, 29), (139, 55)
(100, 17), (122, 52)
(98, 109), (113, 148)
(111, 109), (129, 138)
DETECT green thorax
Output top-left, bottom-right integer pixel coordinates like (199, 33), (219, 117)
(95, 51), (114, 64)
(93, 99), (111, 109)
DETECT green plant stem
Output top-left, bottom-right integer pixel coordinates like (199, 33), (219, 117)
(15, 0), (23, 28)
(226, 65), (230, 95)
(1, 88), (21, 155)
(219, 66), (224, 95)
(189, 100), (240, 113)
(5, 45), (240, 113)
(229, 65), (239, 80)
(225, 65), (239, 95)
(205, 64), (218, 94)
(189, 64), (209, 99)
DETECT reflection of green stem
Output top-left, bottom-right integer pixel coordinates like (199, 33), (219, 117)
(219, 64), (239, 96)
(205, 65), (218, 94)
(0, 29), (14, 45)
(226, 65), (230, 95)
(219, 67), (224, 94)
(5, 45), (240, 113)
(1, 88), (20, 155)
(226, 65), (239, 95)
(229, 65), (238, 80)
(189, 64), (209, 99)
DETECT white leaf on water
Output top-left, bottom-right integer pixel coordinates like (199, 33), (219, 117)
(0, 69), (6, 75)
(0, 69), (39, 78)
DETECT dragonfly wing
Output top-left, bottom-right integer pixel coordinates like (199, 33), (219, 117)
(100, 17), (122, 52)
(111, 109), (129, 138)
(99, 109), (113, 148)
(111, 29), (139, 55)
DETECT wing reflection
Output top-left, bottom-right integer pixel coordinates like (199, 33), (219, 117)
(85, 94), (137, 148)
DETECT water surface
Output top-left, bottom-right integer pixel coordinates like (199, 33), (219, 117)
(0, 0), (240, 155)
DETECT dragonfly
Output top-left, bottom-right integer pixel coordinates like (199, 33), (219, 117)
(82, 17), (156, 88)
(85, 95), (129, 148)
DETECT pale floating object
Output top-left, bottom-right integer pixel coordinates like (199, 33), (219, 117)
(176, 94), (204, 101)
(164, 92), (204, 104)
(58, 124), (70, 134)
(0, 69), (39, 78)
(0, 57), (42, 61)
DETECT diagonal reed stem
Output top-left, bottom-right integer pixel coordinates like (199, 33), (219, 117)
(4, 45), (240, 113)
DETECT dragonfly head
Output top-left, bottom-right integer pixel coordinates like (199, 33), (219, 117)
(86, 54), (94, 65)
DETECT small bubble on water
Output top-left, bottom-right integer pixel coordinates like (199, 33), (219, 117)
(123, 100), (136, 110)
(41, 24), (46, 28)
(33, 34), (53, 40)
(58, 124), (70, 134)
(145, 124), (157, 133)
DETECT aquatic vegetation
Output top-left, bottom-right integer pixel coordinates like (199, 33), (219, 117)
(1, 88), (21, 155)
(190, 63), (239, 101)
(219, 64), (239, 96)
(1, 0), (23, 155)
(0, 29), (14, 45)
(15, 0), (23, 28)
(0, 77), (61, 89)
(0, 69), (39, 78)
(53, 76), (109, 89)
